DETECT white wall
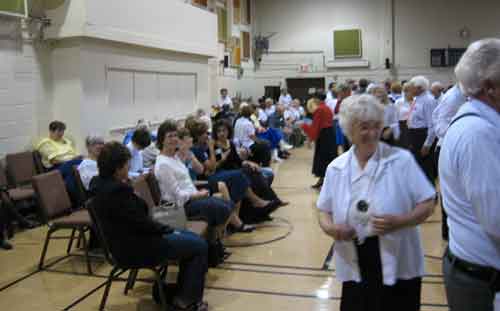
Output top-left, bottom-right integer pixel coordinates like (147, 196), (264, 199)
(252, 0), (500, 87)
(50, 38), (210, 151)
(45, 0), (218, 58)
(0, 19), (50, 158)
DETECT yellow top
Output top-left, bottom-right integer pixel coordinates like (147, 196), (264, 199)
(36, 137), (78, 168)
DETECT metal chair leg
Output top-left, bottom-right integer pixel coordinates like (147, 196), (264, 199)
(66, 228), (76, 254)
(79, 228), (92, 275)
(154, 269), (168, 310)
(124, 269), (138, 295)
(38, 228), (54, 270)
(99, 266), (121, 311)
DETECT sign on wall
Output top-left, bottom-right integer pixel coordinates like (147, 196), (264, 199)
(0, 0), (27, 18)
(333, 29), (362, 59)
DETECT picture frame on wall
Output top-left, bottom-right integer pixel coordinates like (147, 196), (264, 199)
(233, 0), (241, 25)
(333, 29), (362, 59)
(230, 36), (242, 67)
(217, 7), (229, 43)
(241, 31), (251, 60)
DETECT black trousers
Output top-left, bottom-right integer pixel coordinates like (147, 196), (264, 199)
(408, 128), (435, 184)
(340, 237), (422, 311)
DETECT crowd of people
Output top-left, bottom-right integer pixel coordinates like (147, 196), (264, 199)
(1, 38), (499, 311)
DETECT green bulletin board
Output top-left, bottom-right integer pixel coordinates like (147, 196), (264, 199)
(0, 0), (27, 18)
(334, 29), (362, 58)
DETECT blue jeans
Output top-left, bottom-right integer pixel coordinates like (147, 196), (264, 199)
(161, 230), (208, 304)
(443, 253), (496, 311)
(185, 196), (233, 227)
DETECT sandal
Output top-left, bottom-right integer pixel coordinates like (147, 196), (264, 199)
(228, 223), (256, 234)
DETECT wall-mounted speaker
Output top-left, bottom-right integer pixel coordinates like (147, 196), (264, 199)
(223, 55), (229, 68)
(385, 58), (391, 69)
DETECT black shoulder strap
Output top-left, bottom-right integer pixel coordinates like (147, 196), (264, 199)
(449, 112), (481, 128)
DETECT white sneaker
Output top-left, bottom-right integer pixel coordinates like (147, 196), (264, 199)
(272, 149), (283, 163)
(280, 141), (293, 150)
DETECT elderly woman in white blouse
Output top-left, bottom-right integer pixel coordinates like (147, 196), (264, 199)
(394, 83), (414, 148)
(77, 135), (105, 190)
(317, 94), (435, 311)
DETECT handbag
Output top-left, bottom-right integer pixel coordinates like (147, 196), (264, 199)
(151, 201), (187, 230)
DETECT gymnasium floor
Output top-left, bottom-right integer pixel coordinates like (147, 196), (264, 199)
(0, 147), (448, 310)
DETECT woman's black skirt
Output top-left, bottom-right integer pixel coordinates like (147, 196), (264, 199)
(312, 126), (337, 178)
(340, 236), (422, 311)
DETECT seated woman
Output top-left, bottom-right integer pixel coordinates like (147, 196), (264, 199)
(176, 127), (254, 233)
(77, 135), (105, 191)
(36, 121), (83, 200)
(90, 142), (209, 311)
(126, 128), (152, 177)
(154, 120), (233, 232)
(317, 94), (435, 311)
(189, 120), (280, 224)
(36, 121), (82, 171)
(212, 120), (287, 208)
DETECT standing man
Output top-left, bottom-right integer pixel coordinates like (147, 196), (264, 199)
(278, 88), (293, 107)
(432, 84), (467, 240)
(439, 38), (500, 311)
(215, 88), (233, 110)
(407, 76), (438, 183)
(431, 81), (445, 101)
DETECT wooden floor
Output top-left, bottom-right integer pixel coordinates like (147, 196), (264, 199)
(0, 147), (448, 310)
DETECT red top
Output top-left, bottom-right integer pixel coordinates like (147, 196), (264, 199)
(301, 102), (333, 141)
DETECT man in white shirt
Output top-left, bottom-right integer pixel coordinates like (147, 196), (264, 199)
(126, 128), (151, 177)
(326, 82), (336, 101)
(215, 88), (233, 110)
(430, 81), (445, 101)
(278, 88), (293, 107)
(439, 38), (500, 311)
(431, 84), (467, 240)
(407, 76), (438, 183)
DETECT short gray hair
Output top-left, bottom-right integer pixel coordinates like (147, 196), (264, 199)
(455, 38), (500, 97)
(338, 94), (385, 141)
(85, 135), (104, 148)
(336, 83), (351, 93)
(409, 75), (430, 91)
(431, 81), (444, 90)
(367, 84), (389, 105)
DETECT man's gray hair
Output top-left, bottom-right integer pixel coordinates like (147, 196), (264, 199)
(85, 135), (105, 148)
(336, 83), (351, 93)
(338, 94), (385, 141)
(455, 38), (500, 97)
(431, 81), (444, 90)
(409, 76), (430, 91)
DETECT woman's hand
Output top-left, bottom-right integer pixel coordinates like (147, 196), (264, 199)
(243, 161), (259, 171)
(192, 189), (210, 200)
(323, 223), (356, 241)
(371, 214), (405, 235)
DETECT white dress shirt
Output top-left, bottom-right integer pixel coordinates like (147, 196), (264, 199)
(234, 117), (256, 149)
(217, 96), (233, 109)
(154, 154), (198, 207)
(326, 98), (338, 120)
(394, 97), (412, 121)
(432, 85), (466, 146)
(407, 91), (438, 147)
(326, 91), (335, 101)
(317, 143), (435, 285)
(77, 158), (98, 190)
(279, 94), (293, 107)
(384, 103), (400, 139)
(439, 99), (500, 270)
(126, 142), (145, 176)
(257, 108), (268, 123)
(265, 105), (276, 117)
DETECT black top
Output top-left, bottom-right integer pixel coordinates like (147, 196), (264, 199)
(90, 176), (173, 267)
(214, 141), (242, 171)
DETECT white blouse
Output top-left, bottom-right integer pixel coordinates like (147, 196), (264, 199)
(394, 97), (412, 121)
(154, 154), (198, 207)
(77, 158), (98, 190)
(234, 117), (256, 149)
(317, 143), (435, 285)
